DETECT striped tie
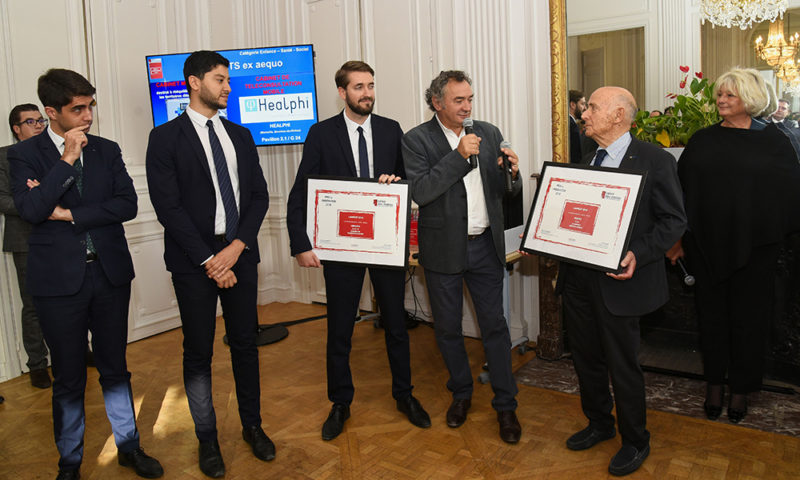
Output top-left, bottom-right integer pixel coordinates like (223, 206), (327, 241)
(206, 120), (239, 242)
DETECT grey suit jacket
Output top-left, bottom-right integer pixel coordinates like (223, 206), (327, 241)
(556, 137), (687, 317)
(0, 144), (32, 252)
(402, 116), (520, 274)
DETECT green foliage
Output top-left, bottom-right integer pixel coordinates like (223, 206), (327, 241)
(631, 76), (721, 147)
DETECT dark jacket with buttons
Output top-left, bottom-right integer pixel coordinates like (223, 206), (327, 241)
(402, 116), (520, 274)
(8, 131), (137, 296)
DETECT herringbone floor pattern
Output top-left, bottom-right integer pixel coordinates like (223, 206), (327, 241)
(1, 302), (798, 479)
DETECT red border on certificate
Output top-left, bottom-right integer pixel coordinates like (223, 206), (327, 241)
(313, 189), (401, 254)
(533, 177), (630, 254)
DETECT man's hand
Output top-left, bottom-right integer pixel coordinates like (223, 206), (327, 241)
(498, 146), (520, 179)
(666, 239), (684, 265)
(48, 205), (73, 222)
(607, 250), (636, 280)
(296, 250), (321, 268)
(377, 174), (401, 184)
(204, 239), (246, 279)
(457, 134), (481, 160)
(61, 126), (89, 166)
(214, 270), (237, 288)
(27, 179), (40, 190)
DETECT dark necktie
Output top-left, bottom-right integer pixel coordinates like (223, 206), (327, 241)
(72, 154), (95, 254)
(593, 149), (608, 167)
(206, 120), (239, 242)
(357, 126), (370, 179)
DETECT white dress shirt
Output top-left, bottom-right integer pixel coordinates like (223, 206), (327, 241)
(435, 114), (490, 235)
(185, 106), (240, 236)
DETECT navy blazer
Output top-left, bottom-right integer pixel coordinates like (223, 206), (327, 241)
(8, 131), (137, 296)
(286, 111), (404, 256)
(402, 116), (520, 274)
(146, 112), (269, 273)
(556, 138), (687, 317)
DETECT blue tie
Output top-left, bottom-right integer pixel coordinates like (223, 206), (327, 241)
(593, 149), (608, 167)
(206, 120), (239, 242)
(357, 126), (370, 179)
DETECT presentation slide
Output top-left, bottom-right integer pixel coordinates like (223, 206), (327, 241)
(146, 44), (318, 146)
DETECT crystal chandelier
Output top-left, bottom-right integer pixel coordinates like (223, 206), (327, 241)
(700, 0), (787, 30)
(775, 57), (799, 81)
(755, 19), (799, 67)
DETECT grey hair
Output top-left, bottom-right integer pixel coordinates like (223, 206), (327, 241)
(715, 67), (773, 117)
(424, 70), (472, 112)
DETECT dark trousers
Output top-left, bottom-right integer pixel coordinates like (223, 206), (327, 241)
(323, 263), (412, 405)
(171, 259), (261, 442)
(691, 242), (780, 394)
(562, 265), (649, 449)
(35, 261), (139, 470)
(423, 231), (518, 412)
(13, 251), (49, 370)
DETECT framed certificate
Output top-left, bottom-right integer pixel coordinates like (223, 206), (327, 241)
(521, 162), (646, 272)
(306, 176), (411, 268)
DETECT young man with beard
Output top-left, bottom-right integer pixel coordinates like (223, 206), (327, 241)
(146, 50), (272, 478)
(287, 61), (431, 441)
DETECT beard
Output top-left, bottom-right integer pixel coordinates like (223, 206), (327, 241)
(199, 85), (227, 111)
(347, 95), (374, 116)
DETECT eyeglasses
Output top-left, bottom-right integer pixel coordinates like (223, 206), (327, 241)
(17, 118), (48, 127)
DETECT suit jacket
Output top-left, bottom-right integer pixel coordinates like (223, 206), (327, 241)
(556, 137), (687, 317)
(146, 112), (269, 273)
(0, 144), (33, 252)
(402, 116), (521, 274)
(8, 131), (137, 296)
(286, 111), (405, 256)
(569, 116), (583, 164)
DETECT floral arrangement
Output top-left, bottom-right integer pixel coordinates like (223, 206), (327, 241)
(631, 66), (721, 147)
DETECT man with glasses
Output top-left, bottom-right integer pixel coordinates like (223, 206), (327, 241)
(0, 103), (51, 389)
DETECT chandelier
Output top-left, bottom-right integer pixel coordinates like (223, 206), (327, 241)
(775, 58), (799, 81)
(755, 19), (799, 67)
(700, 0), (787, 30)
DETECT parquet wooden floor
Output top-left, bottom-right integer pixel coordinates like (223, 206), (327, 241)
(1, 302), (798, 479)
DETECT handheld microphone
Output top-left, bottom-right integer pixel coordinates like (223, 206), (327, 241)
(463, 118), (478, 169)
(500, 140), (513, 193)
(676, 258), (696, 286)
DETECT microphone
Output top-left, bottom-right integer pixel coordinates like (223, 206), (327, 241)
(676, 258), (696, 286)
(500, 140), (513, 193)
(463, 118), (478, 169)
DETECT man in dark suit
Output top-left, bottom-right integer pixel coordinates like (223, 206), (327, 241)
(556, 86), (686, 476)
(9, 69), (163, 480)
(287, 60), (430, 441)
(568, 90), (586, 164)
(401, 70), (522, 444)
(146, 50), (271, 478)
(0, 103), (51, 389)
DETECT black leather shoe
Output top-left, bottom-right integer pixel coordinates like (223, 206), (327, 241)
(608, 444), (650, 476)
(728, 400), (748, 424)
(322, 403), (350, 441)
(242, 425), (276, 461)
(497, 410), (521, 444)
(704, 401), (723, 420)
(198, 440), (225, 478)
(118, 447), (163, 478)
(56, 469), (80, 480)
(566, 425), (616, 451)
(396, 395), (431, 428)
(30, 368), (51, 389)
(446, 398), (471, 428)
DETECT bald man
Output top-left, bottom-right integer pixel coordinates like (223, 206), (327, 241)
(555, 87), (686, 476)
